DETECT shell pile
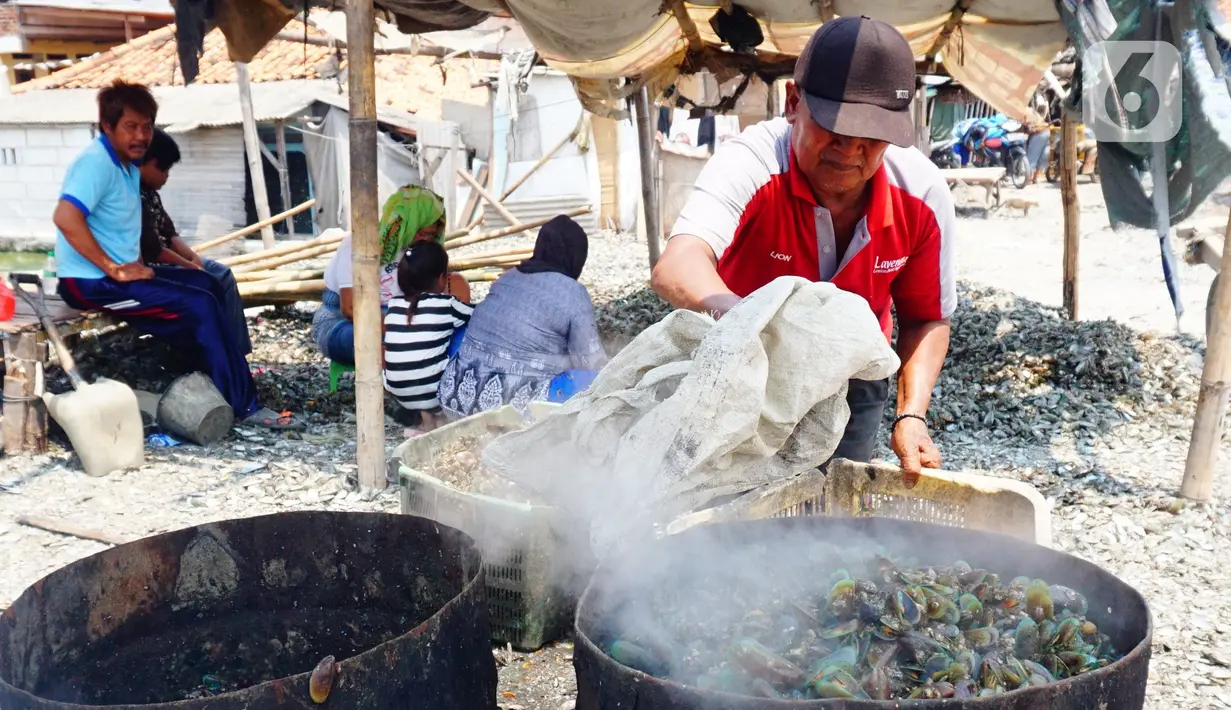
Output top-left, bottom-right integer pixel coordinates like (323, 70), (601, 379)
(605, 554), (1123, 701)
(422, 430), (543, 504)
(589, 284), (1206, 447)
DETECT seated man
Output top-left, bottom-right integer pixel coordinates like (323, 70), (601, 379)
(52, 79), (296, 430)
(139, 127), (251, 356)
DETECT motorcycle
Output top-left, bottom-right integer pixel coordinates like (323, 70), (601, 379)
(929, 137), (961, 169)
(1045, 122), (1099, 183)
(961, 117), (1031, 189)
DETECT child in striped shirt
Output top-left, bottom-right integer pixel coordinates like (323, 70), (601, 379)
(383, 241), (473, 432)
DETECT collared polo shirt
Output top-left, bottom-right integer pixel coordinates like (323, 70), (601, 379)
(55, 135), (143, 279)
(670, 117), (958, 343)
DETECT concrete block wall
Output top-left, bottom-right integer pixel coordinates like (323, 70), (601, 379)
(0, 124), (94, 246)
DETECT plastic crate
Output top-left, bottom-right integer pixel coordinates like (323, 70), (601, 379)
(666, 458), (1052, 547)
(393, 402), (593, 651)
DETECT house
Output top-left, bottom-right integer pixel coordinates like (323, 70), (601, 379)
(0, 0), (173, 88)
(0, 18), (493, 250)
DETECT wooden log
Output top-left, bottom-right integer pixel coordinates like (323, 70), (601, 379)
(347, 0), (385, 491)
(1180, 205), (1231, 502)
(445, 206), (591, 250)
(231, 243), (339, 274)
(157, 372), (233, 446)
(1060, 113), (1080, 320)
(195, 199), (317, 253)
(15, 515), (128, 546)
(459, 168), (523, 228)
(218, 233), (343, 267)
(237, 279), (326, 298)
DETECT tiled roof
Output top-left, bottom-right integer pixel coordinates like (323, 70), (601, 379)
(13, 20), (493, 119)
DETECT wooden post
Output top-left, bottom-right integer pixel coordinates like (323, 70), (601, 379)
(346, 0), (384, 491)
(236, 63), (276, 249)
(1180, 206), (1231, 501)
(275, 120), (295, 237)
(633, 84), (662, 268)
(2, 332), (47, 454)
(1060, 113), (1080, 320)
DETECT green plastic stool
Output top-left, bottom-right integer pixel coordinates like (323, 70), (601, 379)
(329, 360), (355, 393)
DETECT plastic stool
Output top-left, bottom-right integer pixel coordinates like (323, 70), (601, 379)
(329, 360), (355, 393)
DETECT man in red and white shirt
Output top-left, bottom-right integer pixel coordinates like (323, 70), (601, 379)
(651, 15), (956, 477)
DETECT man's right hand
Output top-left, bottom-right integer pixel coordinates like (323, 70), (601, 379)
(108, 262), (155, 282)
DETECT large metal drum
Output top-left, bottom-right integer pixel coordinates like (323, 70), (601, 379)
(0, 511), (496, 709)
(575, 516), (1151, 709)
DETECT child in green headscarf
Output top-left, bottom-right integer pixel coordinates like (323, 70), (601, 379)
(312, 185), (470, 368)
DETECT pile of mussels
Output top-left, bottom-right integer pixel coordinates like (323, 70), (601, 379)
(605, 556), (1123, 700)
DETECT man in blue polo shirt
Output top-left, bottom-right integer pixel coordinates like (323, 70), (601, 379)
(52, 80), (297, 430)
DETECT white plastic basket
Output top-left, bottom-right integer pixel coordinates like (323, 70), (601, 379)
(392, 403), (592, 651)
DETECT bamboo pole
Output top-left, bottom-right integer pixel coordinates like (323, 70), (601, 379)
(444, 206), (591, 250)
(237, 279), (326, 298)
(195, 199), (317, 252)
(1180, 205), (1231, 501)
(347, 0), (384, 491)
(445, 112), (587, 241)
(459, 163), (488, 228)
(633, 85), (662, 268)
(247, 269), (324, 285)
(451, 245), (534, 261)
(236, 62), (276, 249)
(234, 268), (324, 283)
(1060, 113), (1080, 320)
(497, 114), (584, 205)
(450, 254), (530, 271)
(459, 168), (522, 227)
(458, 268), (506, 282)
(218, 233), (343, 267)
(231, 243), (338, 274)
(272, 30), (506, 61)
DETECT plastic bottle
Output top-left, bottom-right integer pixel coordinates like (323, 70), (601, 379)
(0, 278), (14, 322)
(41, 251), (57, 297)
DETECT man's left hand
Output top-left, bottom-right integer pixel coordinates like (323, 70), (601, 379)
(890, 416), (941, 487)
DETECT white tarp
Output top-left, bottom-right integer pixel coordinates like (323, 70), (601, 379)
(483, 276), (900, 560)
(302, 106), (425, 231)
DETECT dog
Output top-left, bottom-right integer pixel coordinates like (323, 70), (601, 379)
(993, 198), (1039, 217)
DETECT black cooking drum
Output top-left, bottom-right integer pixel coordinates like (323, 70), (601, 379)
(0, 511), (495, 709)
(574, 516), (1151, 709)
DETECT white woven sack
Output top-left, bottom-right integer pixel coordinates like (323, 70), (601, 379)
(482, 276), (900, 559)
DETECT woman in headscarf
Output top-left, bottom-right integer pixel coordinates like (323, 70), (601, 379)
(312, 185), (470, 366)
(438, 214), (608, 418)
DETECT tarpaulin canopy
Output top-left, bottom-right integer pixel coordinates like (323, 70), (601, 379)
(173, 0), (1067, 120)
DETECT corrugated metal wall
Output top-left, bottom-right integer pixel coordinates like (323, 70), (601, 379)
(160, 127), (247, 249)
(480, 195), (600, 238)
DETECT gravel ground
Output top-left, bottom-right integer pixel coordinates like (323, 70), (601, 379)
(1, 177), (1230, 709)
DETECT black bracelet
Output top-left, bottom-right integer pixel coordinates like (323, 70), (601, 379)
(892, 413), (928, 432)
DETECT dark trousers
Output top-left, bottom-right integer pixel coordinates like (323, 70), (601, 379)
(201, 258), (252, 356)
(824, 378), (890, 466)
(59, 267), (260, 419)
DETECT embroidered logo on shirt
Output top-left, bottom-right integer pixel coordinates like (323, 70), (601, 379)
(873, 255), (908, 274)
(770, 251), (793, 262)
(896, 89), (911, 99)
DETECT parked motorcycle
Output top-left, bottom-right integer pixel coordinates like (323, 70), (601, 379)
(960, 117), (1030, 189)
(929, 138), (960, 169)
(1045, 123), (1099, 182)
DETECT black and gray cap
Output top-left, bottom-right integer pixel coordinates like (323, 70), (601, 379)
(793, 15), (917, 148)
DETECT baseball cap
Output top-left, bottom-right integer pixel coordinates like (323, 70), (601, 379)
(793, 15), (917, 148)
